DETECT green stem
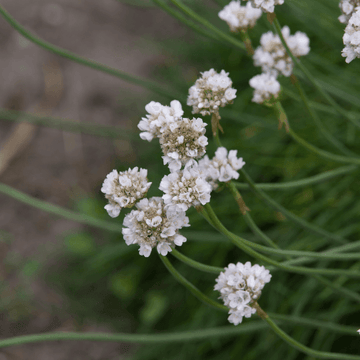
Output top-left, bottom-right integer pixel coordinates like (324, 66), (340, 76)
(272, 16), (360, 129)
(290, 75), (355, 156)
(0, 108), (142, 141)
(203, 204), (360, 278)
(0, 314), (357, 349)
(0, 5), (182, 101)
(268, 313), (359, 336)
(169, 0), (246, 51)
(262, 309), (360, 359)
(153, 0), (221, 42)
(234, 165), (357, 191)
(239, 169), (348, 244)
(289, 128), (360, 165)
(159, 254), (227, 311)
(170, 249), (223, 274)
(0, 324), (266, 348)
(0, 182), (123, 234)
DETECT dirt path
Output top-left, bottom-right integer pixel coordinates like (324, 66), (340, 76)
(0, 1), (182, 358)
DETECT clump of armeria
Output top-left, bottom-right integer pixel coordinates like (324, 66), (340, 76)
(159, 161), (212, 211)
(214, 262), (271, 325)
(253, 26), (310, 77)
(342, 7), (360, 63)
(339, 0), (360, 24)
(159, 117), (208, 172)
(101, 167), (152, 218)
(248, 0), (284, 13)
(249, 73), (281, 104)
(122, 197), (189, 257)
(218, 1), (262, 32)
(138, 100), (183, 141)
(199, 147), (245, 188)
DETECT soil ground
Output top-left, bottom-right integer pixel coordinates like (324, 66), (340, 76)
(0, 1), (183, 358)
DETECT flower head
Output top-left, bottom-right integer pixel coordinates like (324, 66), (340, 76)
(159, 117), (208, 172)
(249, 0), (284, 13)
(218, 1), (262, 32)
(249, 73), (281, 104)
(138, 100), (184, 141)
(215, 261), (271, 325)
(122, 197), (190, 257)
(253, 26), (310, 76)
(342, 7), (360, 63)
(101, 167), (152, 218)
(159, 161), (212, 211)
(199, 147), (245, 188)
(187, 69), (237, 116)
(339, 0), (360, 24)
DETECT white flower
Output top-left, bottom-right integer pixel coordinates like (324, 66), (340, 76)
(160, 117), (208, 172)
(138, 100), (184, 141)
(253, 26), (310, 76)
(250, 0), (284, 13)
(218, 1), (262, 32)
(159, 162), (212, 212)
(187, 69), (237, 116)
(199, 147), (245, 188)
(122, 197), (190, 257)
(101, 167), (152, 218)
(357, 329), (360, 334)
(249, 73), (281, 104)
(215, 261), (271, 325)
(339, 0), (360, 24)
(342, 7), (360, 63)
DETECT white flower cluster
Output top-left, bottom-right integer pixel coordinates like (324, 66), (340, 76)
(249, 0), (284, 13)
(218, 1), (262, 32)
(339, 0), (360, 24)
(101, 167), (152, 218)
(138, 100), (184, 142)
(215, 262), (271, 325)
(160, 117), (208, 172)
(160, 162), (212, 212)
(122, 197), (190, 257)
(249, 72), (281, 104)
(187, 69), (237, 116)
(253, 26), (310, 77)
(199, 147), (245, 188)
(138, 100), (209, 172)
(342, 6), (360, 63)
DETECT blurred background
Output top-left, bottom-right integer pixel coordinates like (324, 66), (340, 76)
(0, 0), (360, 359)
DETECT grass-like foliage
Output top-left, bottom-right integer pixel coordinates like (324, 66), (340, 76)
(0, 0), (360, 359)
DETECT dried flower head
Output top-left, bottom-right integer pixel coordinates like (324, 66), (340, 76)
(218, 1), (262, 32)
(122, 197), (190, 257)
(339, 0), (360, 24)
(138, 100), (184, 141)
(253, 26), (310, 76)
(342, 7), (360, 63)
(249, 73), (281, 104)
(215, 261), (271, 325)
(187, 69), (237, 117)
(101, 167), (152, 218)
(249, 0), (284, 13)
(159, 162), (212, 211)
(159, 117), (208, 172)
